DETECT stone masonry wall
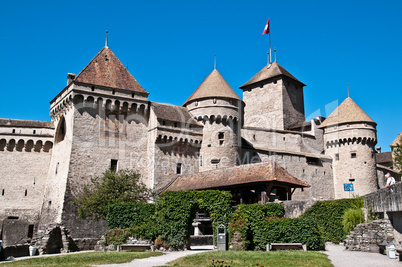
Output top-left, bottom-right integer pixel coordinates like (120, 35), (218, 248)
(344, 219), (394, 252)
(0, 134), (53, 224)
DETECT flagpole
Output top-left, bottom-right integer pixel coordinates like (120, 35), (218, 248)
(269, 32), (272, 64)
(269, 19), (271, 63)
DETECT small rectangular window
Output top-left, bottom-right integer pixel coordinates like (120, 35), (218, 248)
(335, 153), (339, 160)
(176, 163), (182, 175)
(33, 130), (36, 135)
(111, 159), (118, 171)
(28, 224), (34, 238)
(351, 153), (357, 158)
(12, 129), (15, 133)
(218, 132), (224, 139)
(200, 156), (203, 167)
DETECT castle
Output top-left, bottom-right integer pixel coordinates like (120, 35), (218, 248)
(0, 43), (394, 248)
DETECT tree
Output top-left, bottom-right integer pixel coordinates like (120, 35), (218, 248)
(392, 136), (402, 173)
(73, 169), (155, 220)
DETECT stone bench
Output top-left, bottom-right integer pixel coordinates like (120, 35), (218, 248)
(120, 244), (151, 251)
(266, 243), (307, 251)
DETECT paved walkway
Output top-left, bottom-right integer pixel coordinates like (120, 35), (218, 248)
(96, 246), (212, 267)
(324, 244), (401, 267)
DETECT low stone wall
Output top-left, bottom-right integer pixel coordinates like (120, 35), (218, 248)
(33, 224), (100, 254)
(344, 219), (394, 252)
(364, 182), (402, 213)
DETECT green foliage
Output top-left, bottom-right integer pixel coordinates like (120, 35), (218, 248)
(230, 203), (285, 250)
(106, 202), (155, 229)
(229, 203), (323, 250)
(72, 169), (155, 220)
(342, 208), (364, 234)
(253, 218), (325, 250)
(392, 136), (402, 173)
(301, 198), (363, 243)
(155, 190), (233, 249)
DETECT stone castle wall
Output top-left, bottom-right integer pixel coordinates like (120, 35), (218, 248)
(0, 125), (53, 225)
(242, 77), (304, 130)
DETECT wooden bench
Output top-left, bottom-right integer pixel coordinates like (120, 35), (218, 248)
(120, 244), (151, 251)
(266, 243), (307, 251)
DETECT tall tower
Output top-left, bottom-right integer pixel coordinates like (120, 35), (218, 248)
(319, 97), (377, 199)
(240, 62), (305, 130)
(39, 45), (150, 239)
(183, 69), (243, 172)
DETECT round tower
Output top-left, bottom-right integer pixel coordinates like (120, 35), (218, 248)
(319, 97), (377, 199)
(183, 69), (244, 172)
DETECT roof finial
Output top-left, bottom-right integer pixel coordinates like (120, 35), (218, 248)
(347, 83), (350, 98)
(214, 54), (217, 70)
(105, 31), (109, 48)
(274, 47), (277, 62)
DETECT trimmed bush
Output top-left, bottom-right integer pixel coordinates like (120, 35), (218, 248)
(301, 198), (363, 243)
(106, 202), (155, 229)
(230, 203), (285, 250)
(342, 208), (364, 234)
(155, 190), (233, 249)
(253, 218), (325, 250)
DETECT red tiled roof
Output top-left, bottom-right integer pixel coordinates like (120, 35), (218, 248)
(240, 62), (305, 89)
(165, 161), (309, 191)
(183, 69), (241, 106)
(74, 47), (148, 94)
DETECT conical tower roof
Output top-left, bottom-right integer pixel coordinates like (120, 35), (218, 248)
(74, 47), (148, 94)
(183, 69), (241, 106)
(240, 62), (305, 89)
(318, 97), (376, 128)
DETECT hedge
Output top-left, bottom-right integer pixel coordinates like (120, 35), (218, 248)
(253, 218), (325, 250)
(230, 203), (285, 250)
(301, 198), (363, 243)
(229, 203), (324, 251)
(155, 190), (233, 249)
(106, 202), (155, 229)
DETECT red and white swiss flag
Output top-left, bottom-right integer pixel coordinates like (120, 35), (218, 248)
(262, 19), (270, 35)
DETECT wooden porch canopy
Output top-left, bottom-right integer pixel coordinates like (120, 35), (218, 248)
(163, 161), (309, 202)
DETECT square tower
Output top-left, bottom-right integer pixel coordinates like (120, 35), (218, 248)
(240, 62), (305, 130)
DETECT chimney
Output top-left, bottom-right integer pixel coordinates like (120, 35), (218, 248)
(67, 73), (76, 85)
(376, 146), (381, 153)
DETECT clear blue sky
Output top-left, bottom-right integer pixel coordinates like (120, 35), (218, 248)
(0, 0), (401, 152)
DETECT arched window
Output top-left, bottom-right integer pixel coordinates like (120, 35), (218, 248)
(55, 117), (66, 143)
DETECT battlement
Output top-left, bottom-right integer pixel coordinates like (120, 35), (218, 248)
(50, 83), (149, 120)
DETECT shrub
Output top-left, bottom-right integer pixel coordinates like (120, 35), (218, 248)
(301, 198), (363, 243)
(105, 228), (131, 245)
(106, 202), (155, 229)
(343, 208), (364, 234)
(253, 218), (325, 250)
(230, 203), (285, 250)
(155, 190), (233, 249)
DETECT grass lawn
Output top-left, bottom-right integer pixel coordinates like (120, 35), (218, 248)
(1, 251), (163, 267)
(169, 250), (333, 267)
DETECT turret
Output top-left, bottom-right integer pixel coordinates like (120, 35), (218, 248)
(319, 97), (377, 198)
(183, 69), (243, 172)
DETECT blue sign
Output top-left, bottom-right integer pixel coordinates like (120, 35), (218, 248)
(344, 183), (354, 191)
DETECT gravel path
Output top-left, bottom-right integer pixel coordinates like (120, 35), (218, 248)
(96, 247), (212, 267)
(324, 244), (401, 267)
